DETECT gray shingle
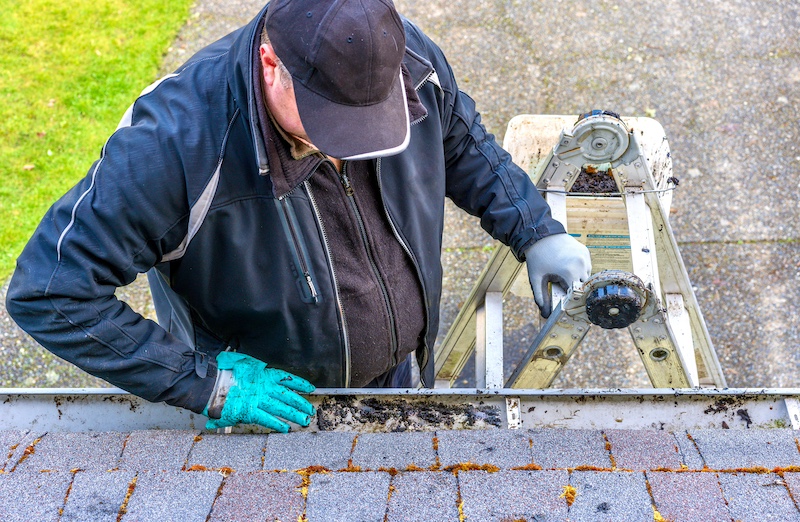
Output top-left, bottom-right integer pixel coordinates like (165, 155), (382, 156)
(305, 471), (391, 522)
(187, 434), (268, 472)
(386, 472), (459, 521)
(673, 430), (705, 470)
(208, 471), (305, 522)
(529, 429), (611, 469)
(436, 429), (532, 469)
(459, 470), (569, 521)
(118, 430), (199, 471)
(689, 429), (800, 470)
(61, 470), (136, 522)
(0, 430), (28, 471)
(351, 432), (436, 470)
(568, 471), (652, 522)
(3, 431), (43, 472)
(604, 429), (683, 470)
(121, 470), (223, 522)
(263, 431), (355, 471)
(717, 472), (800, 522)
(781, 472), (800, 515)
(0, 471), (72, 522)
(14, 432), (127, 472)
(647, 471), (730, 522)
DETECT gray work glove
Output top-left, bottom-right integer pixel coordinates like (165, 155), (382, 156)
(525, 233), (592, 318)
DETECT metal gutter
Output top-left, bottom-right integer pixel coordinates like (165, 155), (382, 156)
(2, 388), (800, 433)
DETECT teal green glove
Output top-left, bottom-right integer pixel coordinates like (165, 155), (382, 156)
(204, 352), (316, 433)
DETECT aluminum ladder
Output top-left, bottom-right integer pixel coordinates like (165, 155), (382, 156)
(434, 112), (726, 390)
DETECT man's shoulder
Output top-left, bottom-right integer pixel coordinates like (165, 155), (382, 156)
(401, 17), (451, 89)
(173, 31), (240, 77)
(401, 17), (436, 57)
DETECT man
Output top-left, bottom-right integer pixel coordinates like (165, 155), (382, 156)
(7, 0), (590, 432)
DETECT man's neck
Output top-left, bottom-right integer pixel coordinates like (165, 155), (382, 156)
(328, 156), (343, 172)
(290, 132), (342, 172)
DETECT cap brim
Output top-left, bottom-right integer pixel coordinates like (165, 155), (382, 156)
(294, 70), (410, 161)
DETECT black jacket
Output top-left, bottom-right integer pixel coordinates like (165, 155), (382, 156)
(6, 6), (565, 413)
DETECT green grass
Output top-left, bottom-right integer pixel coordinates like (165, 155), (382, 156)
(0, 0), (193, 278)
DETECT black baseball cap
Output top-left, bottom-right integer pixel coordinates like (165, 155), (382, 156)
(264, 0), (410, 160)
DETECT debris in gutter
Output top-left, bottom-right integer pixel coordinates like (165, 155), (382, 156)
(316, 396), (502, 432)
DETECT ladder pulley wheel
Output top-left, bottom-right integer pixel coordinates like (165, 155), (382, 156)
(585, 283), (644, 329)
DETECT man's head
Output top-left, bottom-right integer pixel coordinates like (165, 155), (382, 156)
(261, 0), (409, 160)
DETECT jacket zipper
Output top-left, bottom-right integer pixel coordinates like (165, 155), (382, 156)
(375, 159), (431, 372)
(276, 197), (319, 303)
(339, 164), (399, 368)
(305, 179), (351, 387)
(410, 69), (435, 127)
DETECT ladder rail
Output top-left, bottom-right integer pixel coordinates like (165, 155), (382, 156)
(435, 114), (726, 390)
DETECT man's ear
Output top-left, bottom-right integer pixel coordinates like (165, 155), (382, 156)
(260, 43), (280, 87)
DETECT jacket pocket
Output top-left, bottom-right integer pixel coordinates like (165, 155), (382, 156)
(275, 197), (320, 304)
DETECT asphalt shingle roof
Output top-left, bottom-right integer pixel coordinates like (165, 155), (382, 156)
(2, 427), (800, 521)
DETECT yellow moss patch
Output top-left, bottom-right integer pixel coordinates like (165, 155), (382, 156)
(297, 465), (332, 475)
(5, 443), (18, 467)
(296, 466), (332, 500)
(445, 462), (500, 474)
(346, 435), (359, 470)
(14, 437), (41, 469)
(511, 463), (543, 471)
(185, 464), (208, 471)
(729, 467), (771, 474)
(653, 505), (672, 522)
(572, 465), (612, 472)
(603, 433), (617, 469)
(559, 485), (577, 507)
(405, 464), (426, 472)
(116, 476), (138, 522)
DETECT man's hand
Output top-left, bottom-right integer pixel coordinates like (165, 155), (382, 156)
(525, 233), (592, 318)
(205, 352), (316, 432)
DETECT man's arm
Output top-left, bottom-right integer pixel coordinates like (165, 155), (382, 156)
(406, 23), (590, 316)
(404, 24), (566, 259)
(6, 75), (222, 413)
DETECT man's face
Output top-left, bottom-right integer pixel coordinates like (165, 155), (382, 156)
(260, 43), (309, 143)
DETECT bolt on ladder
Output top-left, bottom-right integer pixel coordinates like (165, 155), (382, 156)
(435, 112), (726, 390)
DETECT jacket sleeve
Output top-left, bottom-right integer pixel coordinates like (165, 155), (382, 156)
(408, 24), (565, 261)
(5, 72), (223, 414)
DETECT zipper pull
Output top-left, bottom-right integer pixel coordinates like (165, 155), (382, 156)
(340, 165), (354, 196)
(305, 272), (319, 302)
